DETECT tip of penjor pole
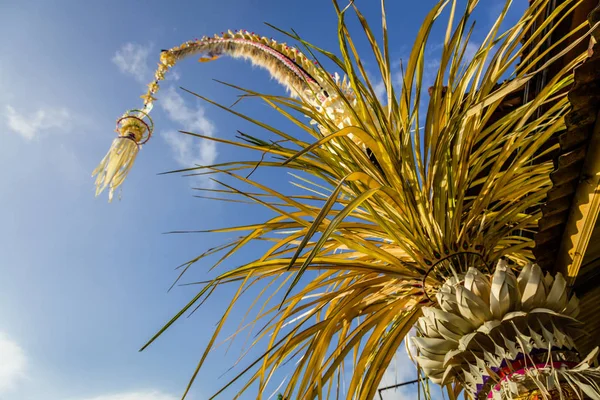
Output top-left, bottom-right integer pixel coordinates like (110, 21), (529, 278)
(92, 110), (153, 202)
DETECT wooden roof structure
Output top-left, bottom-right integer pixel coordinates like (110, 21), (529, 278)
(522, 0), (600, 355)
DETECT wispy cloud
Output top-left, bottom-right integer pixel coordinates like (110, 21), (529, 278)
(112, 42), (180, 83)
(463, 41), (480, 63)
(112, 43), (153, 83)
(4, 104), (72, 140)
(162, 130), (217, 170)
(77, 390), (178, 400)
(0, 332), (27, 393)
(160, 87), (218, 170)
(370, 74), (388, 102)
(160, 87), (215, 136)
(169, 68), (181, 82)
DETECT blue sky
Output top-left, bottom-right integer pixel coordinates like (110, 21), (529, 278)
(0, 0), (525, 399)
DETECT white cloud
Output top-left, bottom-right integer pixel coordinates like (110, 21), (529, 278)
(372, 79), (387, 102)
(168, 68), (181, 82)
(162, 130), (217, 169)
(464, 42), (480, 63)
(160, 87), (218, 169)
(112, 43), (153, 83)
(112, 42), (181, 83)
(78, 390), (178, 400)
(0, 332), (27, 393)
(160, 87), (215, 136)
(4, 104), (71, 140)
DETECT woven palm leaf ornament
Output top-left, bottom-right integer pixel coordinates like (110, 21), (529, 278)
(94, 0), (600, 398)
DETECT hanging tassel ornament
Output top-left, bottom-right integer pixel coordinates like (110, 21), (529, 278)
(93, 48), (172, 202)
(92, 109), (153, 201)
